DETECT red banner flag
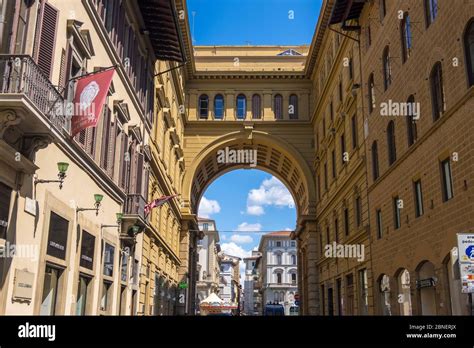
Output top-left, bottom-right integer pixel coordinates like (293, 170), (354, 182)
(70, 69), (115, 137)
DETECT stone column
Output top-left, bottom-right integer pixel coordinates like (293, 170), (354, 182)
(176, 220), (190, 315)
(298, 219), (319, 315)
(263, 90), (273, 120)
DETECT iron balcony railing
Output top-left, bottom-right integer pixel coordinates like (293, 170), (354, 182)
(0, 54), (67, 131)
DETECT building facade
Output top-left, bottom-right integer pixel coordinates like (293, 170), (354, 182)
(196, 218), (221, 309)
(258, 232), (298, 315)
(218, 253), (240, 309)
(0, 0), (188, 316)
(243, 251), (261, 316)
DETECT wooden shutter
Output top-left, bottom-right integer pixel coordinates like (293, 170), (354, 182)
(100, 107), (111, 170)
(135, 153), (144, 195)
(85, 127), (96, 157)
(119, 133), (129, 190)
(106, 116), (117, 177)
(34, 1), (59, 79)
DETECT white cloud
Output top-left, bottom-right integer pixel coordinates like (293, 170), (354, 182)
(230, 234), (253, 244)
(236, 222), (262, 232)
(246, 176), (295, 215)
(198, 197), (221, 218)
(284, 227), (293, 231)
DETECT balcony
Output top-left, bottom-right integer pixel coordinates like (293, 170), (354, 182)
(120, 194), (149, 246)
(0, 55), (67, 136)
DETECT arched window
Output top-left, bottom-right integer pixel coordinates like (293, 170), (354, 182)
(198, 94), (209, 119)
(274, 94), (283, 119)
(406, 95), (418, 146)
(276, 272), (282, 284)
(372, 140), (379, 181)
(252, 94), (261, 119)
(214, 94), (224, 119)
(382, 46), (392, 90)
(368, 73), (376, 113)
(289, 94), (298, 119)
(464, 19), (474, 87)
(401, 13), (412, 63)
(236, 94), (246, 119)
(430, 62), (445, 121)
(387, 121), (397, 165)
(291, 254), (296, 265)
(276, 253), (282, 265)
(424, 0), (438, 28)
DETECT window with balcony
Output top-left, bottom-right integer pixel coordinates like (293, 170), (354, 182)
(236, 94), (246, 119)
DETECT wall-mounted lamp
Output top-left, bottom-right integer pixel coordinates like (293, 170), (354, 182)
(101, 212), (123, 230)
(34, 162), (69, 189)
(77, 194), (104, 216)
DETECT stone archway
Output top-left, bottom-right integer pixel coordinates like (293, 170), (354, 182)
(180, 127), (319, 314)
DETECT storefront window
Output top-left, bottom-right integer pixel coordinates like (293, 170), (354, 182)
(103, 243), (115, 276)
(40, 265), (61, 315)
(80, 231), (95, 270)
(76, 275), (91, 315)
(101, 281), (113, 312)
(46, 212), (69, 260)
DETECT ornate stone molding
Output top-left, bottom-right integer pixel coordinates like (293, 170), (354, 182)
(0, 109), (23, 139)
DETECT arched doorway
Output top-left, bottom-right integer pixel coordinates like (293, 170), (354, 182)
(181, 130), (317, 314)
(416, 261), (437, 315)
(396, 269), (412, 315)
(378, 274), (392, 315)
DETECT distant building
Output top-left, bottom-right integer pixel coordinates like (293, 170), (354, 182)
(196, 218), (221, 310)
(258, 231), (298, 315)
(218, 253), (241, 310)
(243, 251), (262, 316)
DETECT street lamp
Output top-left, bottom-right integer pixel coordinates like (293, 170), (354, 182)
(101, 212), (124, 231)
(77, 194), (104, 216)
(34, 161), (69, 189)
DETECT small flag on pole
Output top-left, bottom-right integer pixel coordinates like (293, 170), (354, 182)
(144, 194), (179, 216)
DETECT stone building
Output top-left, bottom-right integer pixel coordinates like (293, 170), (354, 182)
(243, 251), (262, 316)
(258, 232), (298, 315)
(196, 218), (221, 308)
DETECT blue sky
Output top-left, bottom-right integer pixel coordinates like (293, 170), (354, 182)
(198, 170), (296, 265)
(187, 0), (322, 45)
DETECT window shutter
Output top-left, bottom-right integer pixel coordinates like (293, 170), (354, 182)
(129, 140), (137, 193)
(100, 107), (111, 170)
(86, 126), (96, 157)
(136, 153), (144, 195)
(107, 117), (117, 178)
(34, 1), (59, 79)
(119, 133), (129, 190)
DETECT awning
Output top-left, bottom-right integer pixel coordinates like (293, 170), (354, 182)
(329, 0), (366, 25)
(138, 0), (186, 62)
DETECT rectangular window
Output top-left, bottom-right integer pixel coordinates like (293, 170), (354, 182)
(332, 150), (336, 178)
(351, 115), (358, 149)
(0, 182), (12, 240)
(80, 231), (95, 270)
(76, 274), (92, 315)
(441, 159), (454, 201)
(326, 226), (330, 245)
(344, 208), (349, 236)
(393, 196), (401, 229)
(322, 117), (326, 137)
(47, 212), (69, 260)
(413, 180), (424, 217)
(324, 163), (328, 191)
(330, 102), (334, 121)
(340, 134), (346, 165)
(355, 196), (362, 227)
(40, 265), (62, 315)
(338, 80), (343, 102)
(317, 175), (321, 200)
(103, 243), (115, 277)
(276, 241), (282, 247)
(291, 273), (297, 285)
(358, 269), (368, 315)
(345, 274), (354, 315)
(376, 209), (383, 239)
(321, 284), (326, 315)
(334, 218), (339, 243)
(101, 281), (113, 312)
